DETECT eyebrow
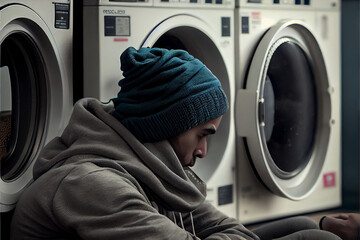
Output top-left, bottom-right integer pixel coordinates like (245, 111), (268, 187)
(203, 125), (217, 135)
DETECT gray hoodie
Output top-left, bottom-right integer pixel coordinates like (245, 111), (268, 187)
(10, 98), (259, 240)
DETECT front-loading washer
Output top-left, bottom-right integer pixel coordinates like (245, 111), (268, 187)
(235, 0), (341, 224)
(0, 0), (73, 238)
(83, 0), (237, 218)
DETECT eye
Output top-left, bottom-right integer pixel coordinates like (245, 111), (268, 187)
(197, 134), (205, 141)
(198, 133), (208, 142)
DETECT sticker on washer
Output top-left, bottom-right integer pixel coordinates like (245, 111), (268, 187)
(104, 16), (130, 36)
(323, 172), (336, 187)
(54, 3), (70, 29)
(251, 12), (261, 29)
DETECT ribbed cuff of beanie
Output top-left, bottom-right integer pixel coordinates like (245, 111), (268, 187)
(119, 86), (229, 143)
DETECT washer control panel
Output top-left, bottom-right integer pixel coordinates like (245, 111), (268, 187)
(236, 0), (339, 9)
(84, 0), (233, 7)
(155, 0), (233, 7)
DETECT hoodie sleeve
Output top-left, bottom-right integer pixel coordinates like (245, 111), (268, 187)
(186, 202), (260, 240)
(52, 163), (198, 240)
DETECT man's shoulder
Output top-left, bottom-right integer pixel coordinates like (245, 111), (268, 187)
(60, 161), (136, 187)
(32, 160), (138, 197)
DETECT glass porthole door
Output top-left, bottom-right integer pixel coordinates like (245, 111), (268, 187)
(236, 20), (332, 200)
(0, 4), (69, 212)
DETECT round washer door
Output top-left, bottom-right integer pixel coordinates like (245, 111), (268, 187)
(236, 20), (332, 200)
(141, 14), (234, 182)
(0, 4), (69, 211)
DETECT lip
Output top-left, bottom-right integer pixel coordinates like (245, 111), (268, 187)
(188, 158), (196, 167)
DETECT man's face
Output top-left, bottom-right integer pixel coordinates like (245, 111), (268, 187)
(169, 116), (223, 167)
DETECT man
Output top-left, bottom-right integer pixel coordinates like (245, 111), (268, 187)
(10, 47), (257, 239)
(10, 47), (340, 239)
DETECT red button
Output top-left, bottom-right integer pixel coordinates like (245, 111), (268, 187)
(323, 172), (336, 187)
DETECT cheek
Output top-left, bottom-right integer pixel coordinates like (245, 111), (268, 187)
(178, 140), (194, 161)
(171, 135), (197, 165)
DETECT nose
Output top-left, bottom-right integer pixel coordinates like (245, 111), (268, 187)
(195, 137), (207, 158)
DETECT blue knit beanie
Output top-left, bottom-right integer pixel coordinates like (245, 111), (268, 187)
(111, 47), (229, 143)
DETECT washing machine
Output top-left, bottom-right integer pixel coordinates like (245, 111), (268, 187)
(0, 0), (73, 237)
(83, 0), (236, 218)
(235, 0), (341, 224)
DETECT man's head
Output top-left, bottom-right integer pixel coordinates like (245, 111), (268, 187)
(111, 47), (229, 165)
(169, 116), (223, 167)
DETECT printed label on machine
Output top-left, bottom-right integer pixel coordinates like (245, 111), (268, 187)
(104, 16), (131, 36)
(54, 3), (70, 29)
(251, 12), (261, 30)
(221, 17), (231, 37)
(218, 184), (233, 205)
(241, 16), (249, 34)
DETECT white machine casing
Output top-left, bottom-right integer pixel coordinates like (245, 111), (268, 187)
(235, 0), (341, 224)
(0, 0), (73, 212)
(83, 0), (237, 218)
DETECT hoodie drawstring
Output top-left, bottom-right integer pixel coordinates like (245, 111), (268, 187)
(173, 212), (197, 239)
(179, 212), (185, 229)
(172, 212), (177, 225)
(190, 211), (197, 238)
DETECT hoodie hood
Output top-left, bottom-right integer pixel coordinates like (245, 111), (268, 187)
(34, 98), (206, 212)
